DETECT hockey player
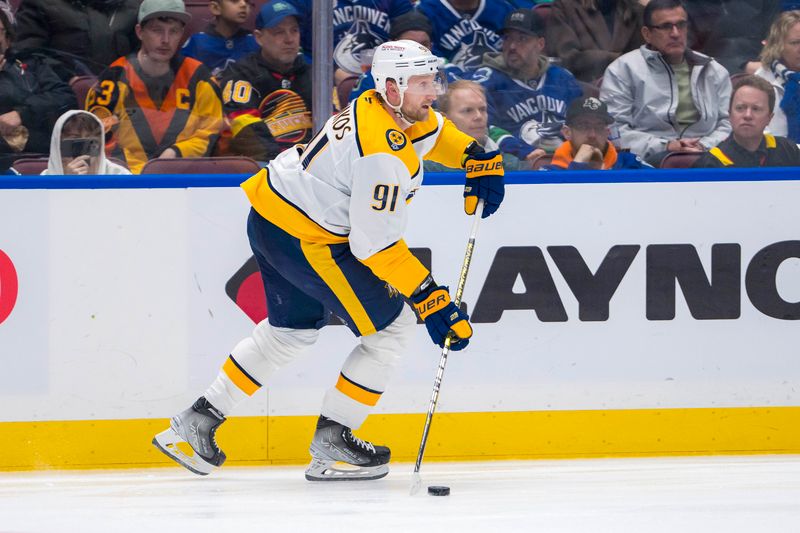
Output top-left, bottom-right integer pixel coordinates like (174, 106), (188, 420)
(153, 39), (505, 481)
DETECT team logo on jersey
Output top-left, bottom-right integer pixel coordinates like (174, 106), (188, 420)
(386, 129), (406, 151)
(334, 19), (382, 73)
(259, 89), (312, 144)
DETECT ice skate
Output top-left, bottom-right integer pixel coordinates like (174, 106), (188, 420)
(305, 416), (390, 481)
(152, 397), (227, 476)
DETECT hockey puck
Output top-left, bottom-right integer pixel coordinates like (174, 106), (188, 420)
(427, 485), (450, 496)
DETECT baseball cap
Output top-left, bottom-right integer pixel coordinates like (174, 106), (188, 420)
(389, 11), (433, 40)
(138, 0), (191, 25)
(503, 8), (545, 36)
(256, 0), (301, 29)
(566, 97), (614, 125)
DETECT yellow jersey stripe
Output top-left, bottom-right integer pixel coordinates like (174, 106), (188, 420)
(241, 169), (349, 245)
(335, 373), (382, 406)
(765, 133), (776, 148)
(300, 241), (377, 336)
(230, 113), (261, 137)
(361, 240), (429, 298)
(709, 147), (734, 166)
(222, 356), (261, 396)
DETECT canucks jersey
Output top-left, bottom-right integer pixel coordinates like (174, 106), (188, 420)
(287, 0), (412, 73)
(182, 26), (260, 77)
(468, 59), (583, 148)
(240, 89), (474, 297)
(418, 0), (513, 70)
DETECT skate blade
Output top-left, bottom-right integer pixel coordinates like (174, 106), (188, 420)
(304, 457), (389, 481)
(152, 427), (215, 476)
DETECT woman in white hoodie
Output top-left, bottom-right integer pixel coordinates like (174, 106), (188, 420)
(42, 110), (131, 175)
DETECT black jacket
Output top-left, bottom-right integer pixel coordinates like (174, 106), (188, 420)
(218, 54), (313, 161)
(0, 49), (78, 162)
(693, 134), (800, 168)
(14, 0), (140, 80)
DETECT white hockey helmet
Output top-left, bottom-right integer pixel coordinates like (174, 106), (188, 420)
(371, 40), (446, 113)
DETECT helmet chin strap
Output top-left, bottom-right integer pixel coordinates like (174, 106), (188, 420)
(386, 86), (417, 126)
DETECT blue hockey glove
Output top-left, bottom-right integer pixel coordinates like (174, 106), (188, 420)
(463, 148), (505, 218)
(411, 283), (472, 351)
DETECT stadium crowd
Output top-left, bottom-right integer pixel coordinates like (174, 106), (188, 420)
(1, 0), (799, 174)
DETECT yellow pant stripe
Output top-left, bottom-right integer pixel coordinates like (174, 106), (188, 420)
(335, 373), (382, 406)
(222, 356), (261, 396)
(300, 241), (376, 336)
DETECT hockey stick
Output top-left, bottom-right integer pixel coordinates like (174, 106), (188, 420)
(410, 199), (485, 496)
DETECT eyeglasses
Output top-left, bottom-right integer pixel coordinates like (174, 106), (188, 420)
(648, 20), (689, 32)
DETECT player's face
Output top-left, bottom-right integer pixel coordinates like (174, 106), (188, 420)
(502, 30), (544, 72)
(214, 0), (252, 25)
(563, 118), (609, 153)
(642, 7), (689, 64)
(730, 85), (773, 144)
(137, 18), (185, 63)
(446, 87), (488, 143)
(401, 74), (439, 123)
(781, 22), (800, 71)
(256, 16), (300, 69)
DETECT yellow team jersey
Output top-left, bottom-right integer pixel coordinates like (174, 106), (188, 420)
(242, 90), (475, 297)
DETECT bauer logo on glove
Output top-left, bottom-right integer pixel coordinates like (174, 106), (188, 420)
(462, 144), (505, 218)
(411, 284), (473, 351)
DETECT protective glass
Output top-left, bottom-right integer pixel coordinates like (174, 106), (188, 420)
(61, 138), (102, 158)
(403, 67), (448, 97)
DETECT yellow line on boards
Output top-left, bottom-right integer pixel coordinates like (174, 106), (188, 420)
(1, 407), (798, 471)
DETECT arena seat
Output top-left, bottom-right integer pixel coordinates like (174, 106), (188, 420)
(336, 75), (360, 108)
(529, 153), (553, 170)
(70, 75), (99, 109)
(533, 3), (553, 24)
(10, 157), (49, 175)
(660, 151), (702, 169)
(183, 2), (214, 44)
(140, 156), (262, 175)
(12, 156), (130, 175)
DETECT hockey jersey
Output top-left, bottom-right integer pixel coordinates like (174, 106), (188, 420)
(218, 53), (313, 162)
(182, 26), (260, 77)
(287, 0), (412, 73)
(467, 55), (583, 150)
(86, 54), (224, 173)
(418, 0), (513, 70)
(240, 89), (475, 298)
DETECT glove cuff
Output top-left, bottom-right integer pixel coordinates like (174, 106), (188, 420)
(465, 151), (503, 179)
(411, 284), (451, 321)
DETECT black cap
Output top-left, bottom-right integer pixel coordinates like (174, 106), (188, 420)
(503, 8), (545, 36)
(566, 97), (614, 125)
(389, 10), (433, 40)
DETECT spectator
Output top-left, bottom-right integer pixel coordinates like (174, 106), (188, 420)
(217, 0), (312, 162)
(755, 10), (800, 141)
(693, 75), (800, 167)
(0, 9), (78, 172)
(469, 8), (583, 157)
(349, 10), (434, 101)
(86, 0), (224, 174)
(600, 0), (731, 165)
(418, 0), (515, 71)
(546, 0), (644, 83)
(283, 0), (412, 74)
(544, 96), (651, 169)
(686, 0), (780, 75)
(14, 0), (140, 81)
(181, 0), (260, 77)
(425, 79), (523, 171)
(43, 110), (131, 175)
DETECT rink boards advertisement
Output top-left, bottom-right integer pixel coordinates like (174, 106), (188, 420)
(0, 169), (798, 469)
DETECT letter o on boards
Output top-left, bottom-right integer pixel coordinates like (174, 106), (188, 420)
(0, 249), (18, 325)
(746, 241), (800, 320)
